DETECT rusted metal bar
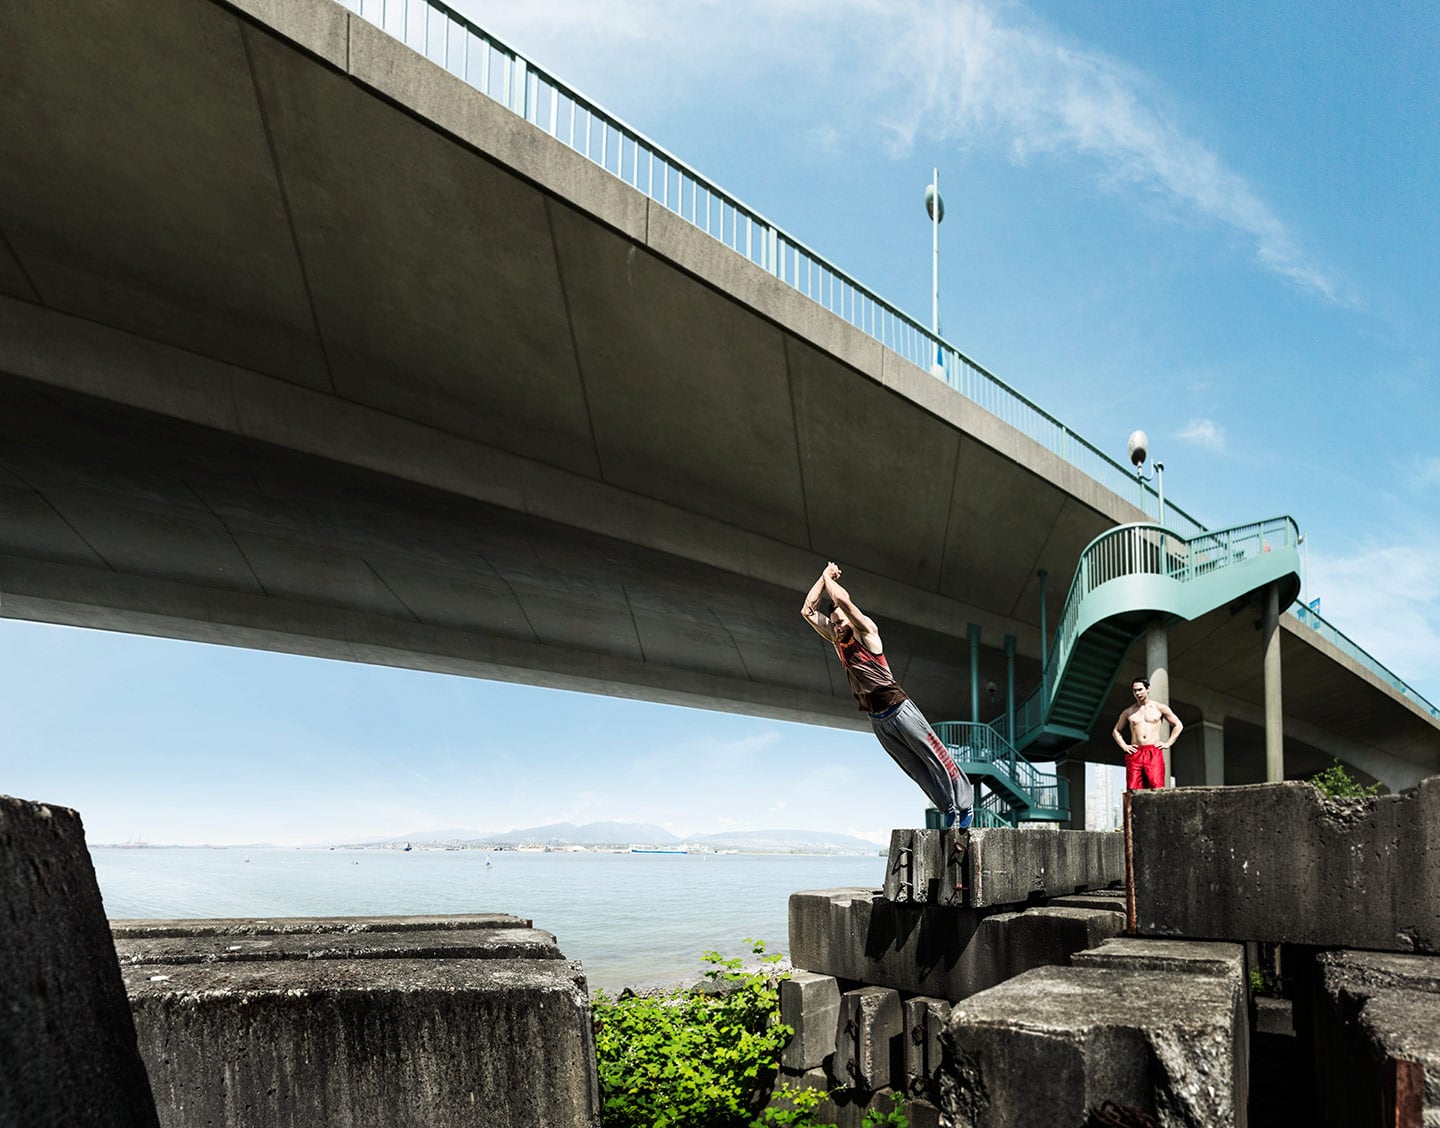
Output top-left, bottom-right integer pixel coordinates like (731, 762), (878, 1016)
(1124, 790), (1136, 935)
(1387, 1056), (1423, 1128)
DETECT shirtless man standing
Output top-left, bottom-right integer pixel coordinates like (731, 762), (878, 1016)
(802, 562), (974, 828)
(1112, 677), (1183, 791)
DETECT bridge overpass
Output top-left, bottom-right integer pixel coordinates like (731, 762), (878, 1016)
(2, 0), (1437, 802)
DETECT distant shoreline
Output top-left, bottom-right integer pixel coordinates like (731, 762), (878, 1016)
(92, 843), (881, 857)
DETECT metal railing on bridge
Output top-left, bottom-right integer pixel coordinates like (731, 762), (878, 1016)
(342, 0), (1437, 722)
(340, 0), (1201, 534)
(1291, 603), (1438, 719)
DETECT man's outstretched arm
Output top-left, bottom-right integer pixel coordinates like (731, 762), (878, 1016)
(801, 571), (834, 639)
(821, 564), (879, 643)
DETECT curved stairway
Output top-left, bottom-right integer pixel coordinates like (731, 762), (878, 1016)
(937, 516), (1302, 826)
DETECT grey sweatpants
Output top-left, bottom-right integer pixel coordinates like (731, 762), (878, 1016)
(871, 699), (974, 818)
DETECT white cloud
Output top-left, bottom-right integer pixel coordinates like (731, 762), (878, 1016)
(1305, 536), (1440, 705)
(1411, 456), (1440, 489)
(454, 0), (1343, 303)
(1177, 418), (1226, 450)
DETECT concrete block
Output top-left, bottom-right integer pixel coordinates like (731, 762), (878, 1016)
(940, 965), (1246, 1128)
(780, 970), (842, 1072)
(884, 828), (963, 905)
(790, 887), (1123, 1001)
(885, 826), (1124, 908)
(114, 926), (561, 965)
(1132, 779), (1440, 951)
(838, 986), (903, 1092)
(1309, 949), (1440, 1128)
(123, 957), (600, 1128)
(1046, 888), (1129, 913)
(903, 996), (951, 1103)
(1070, 937), (1250, 1111)
(110, 912), (533, 938)
(0, 795), (158, 1128)
(1070, 936), (1247, 980)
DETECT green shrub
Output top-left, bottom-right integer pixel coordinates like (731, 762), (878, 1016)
(593, 940), (799, 1128)
(1310, 760), (1381, 799)
(592, 939), (911, 1128)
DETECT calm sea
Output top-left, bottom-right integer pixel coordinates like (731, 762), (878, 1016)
(90, 847), (884, 993)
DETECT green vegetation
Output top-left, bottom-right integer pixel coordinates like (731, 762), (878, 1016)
(591, 940), (908, 1128)
(1309, 759), (1382, 799)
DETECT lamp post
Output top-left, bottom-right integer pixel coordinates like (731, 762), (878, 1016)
(1126, 429), (1164, 527)
(925, 169), (945, 378)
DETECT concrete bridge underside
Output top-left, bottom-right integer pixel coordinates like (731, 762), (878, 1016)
(2, 0), (1437, 791)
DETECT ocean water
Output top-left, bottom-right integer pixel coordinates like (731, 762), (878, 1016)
(90, 846), (884, 993)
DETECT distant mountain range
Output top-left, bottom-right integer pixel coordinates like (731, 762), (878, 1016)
(343, 820), (880, 853)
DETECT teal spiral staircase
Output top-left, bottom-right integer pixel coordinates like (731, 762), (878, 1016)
(937, 516), (1302, 826)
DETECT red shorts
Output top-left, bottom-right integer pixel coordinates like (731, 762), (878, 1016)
(1126, 744), (1166, 790)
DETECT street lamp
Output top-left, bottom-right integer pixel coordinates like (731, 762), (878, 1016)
(924, 168), (945, 379)
(1127, 429), (1165, 526)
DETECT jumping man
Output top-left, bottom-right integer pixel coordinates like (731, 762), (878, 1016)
(802, 562), (974, 828)
(1112, 676), (1183, 791)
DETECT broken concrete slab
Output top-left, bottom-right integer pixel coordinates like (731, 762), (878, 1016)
(1131, 779), (1440, 951)
(1308, 949), (1440, 1128)
(884, 827), (1124, 908)
(123, 957), (600, 1128)
(0, 794), (159, 1128)
(789, 887), (1123, 1001)
(939, 964), (1246, 1128)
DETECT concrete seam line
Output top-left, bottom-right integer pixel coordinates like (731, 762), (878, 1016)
(238, 20), (339, 397)
(542, 196), (606, 482)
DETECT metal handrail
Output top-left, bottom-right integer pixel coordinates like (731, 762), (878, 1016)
(1014, 517), (1299, 739)
(932, 721), (1069, 817)
(338, 0), (1204, 534)
(1291, 604), (1438, 718)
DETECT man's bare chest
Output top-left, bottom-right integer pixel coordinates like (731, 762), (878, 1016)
(1131, 705), (1161, 726)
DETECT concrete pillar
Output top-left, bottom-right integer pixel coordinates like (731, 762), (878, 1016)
(1037, 570), (1049, 671)
(1145, 619), (1172, 787)
(1059, 759), (1087, 830)
(1004, 634), (1016, 744)
(968, 623), (981, 724)
(1263, 583), (1284, 781)
(1201, 719), (1226, 786)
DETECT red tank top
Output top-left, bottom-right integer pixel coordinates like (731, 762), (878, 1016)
(834, 635), (908, 714)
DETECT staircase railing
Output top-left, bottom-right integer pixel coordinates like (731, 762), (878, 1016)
(932, 720), (1069, 820)
(1014, 516), (1301, 743)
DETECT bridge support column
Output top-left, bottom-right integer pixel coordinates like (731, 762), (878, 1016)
(1201, 719), (1225, 786)
(1174, 718), (1226, 786)
(1263, 582), (1285, 781)
(1058, 759), (1086, 830)
(1004, 635), (1016, 744)
(1145, 619), (1172, 787)
(968, 624), (981, 724)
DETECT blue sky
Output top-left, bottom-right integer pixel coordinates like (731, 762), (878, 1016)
(4, 0), (1438, 845)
